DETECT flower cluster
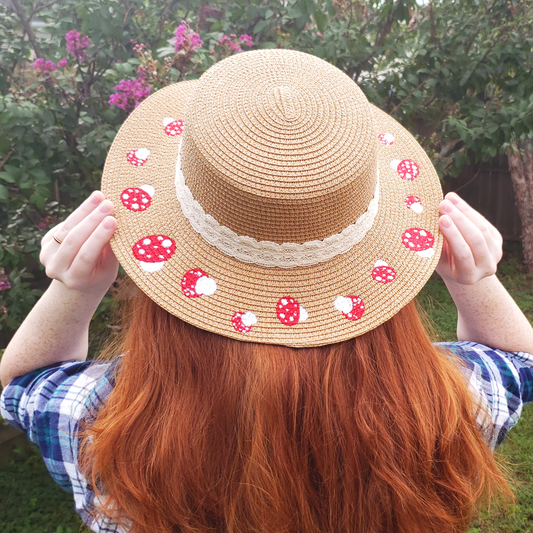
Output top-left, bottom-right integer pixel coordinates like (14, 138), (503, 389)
(0, 268), (10, 291)
(33, 58), (56, 76)
(65, 30), (90, 62)
(214, 34), (253, 57)
(174, 24), (203, 53)
(109, 78), (151, 113)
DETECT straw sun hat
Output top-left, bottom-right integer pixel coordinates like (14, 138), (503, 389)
(101, 49), (443, 347)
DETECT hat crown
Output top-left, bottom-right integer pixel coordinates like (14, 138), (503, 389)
(180, 49), (377, 245)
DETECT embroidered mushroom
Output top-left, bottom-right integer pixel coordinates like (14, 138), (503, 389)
(334, 295), (365, 321)
(181, 268), (217, 298)
(121, 185), (155, 212)
(126, 148), (151, 167)
(390, 159), (420, 180)
(401, 228), (435, 258)
(371, 260), (397, 284)
(163, 117), (184, 137)
(404, 195), (423, 214)
(276, 296), (308, 326)
(132, 235), (176, 272)
(378, 133), (395, 146)
(232, 311), (258, 333)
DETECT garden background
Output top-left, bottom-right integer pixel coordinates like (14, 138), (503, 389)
(0, 0), (532, 531)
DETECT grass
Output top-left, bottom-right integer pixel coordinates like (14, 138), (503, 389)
(1, 244), (532, 532)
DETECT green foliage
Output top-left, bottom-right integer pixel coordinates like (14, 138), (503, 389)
(1, 0), (533, 343)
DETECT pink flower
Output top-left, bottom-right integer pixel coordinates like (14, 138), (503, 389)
(174, 24), (203, 53)
(0, 269), (10, 291)
(65, 29), (90, 62)
(33, 58), (56, 76)
(109, 78), (151, 113)
(317, 32), (323, 38)
(58, 57), (67, 68)
(239, 34), (253, 47)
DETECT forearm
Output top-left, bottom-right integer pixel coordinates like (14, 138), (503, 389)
(0, 280), (104, 387)
(444, 274), (533, 354)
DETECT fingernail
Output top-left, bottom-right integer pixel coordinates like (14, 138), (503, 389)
(99, 200), (111, 213)
(448, 192), (459, 204)
(441, 200), (453, 213)
(90, 191), (103, 204)
(440, 215), (451, 228)
(104, 217), (116, 230)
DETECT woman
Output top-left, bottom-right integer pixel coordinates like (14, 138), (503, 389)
(1, 50), (532, 533)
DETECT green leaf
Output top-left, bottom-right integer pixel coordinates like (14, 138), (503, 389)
(314, 10), (327, 34)
(0, 183), (9, 200)
(259, 42), (277, 49)
(254, 19), (269, 34)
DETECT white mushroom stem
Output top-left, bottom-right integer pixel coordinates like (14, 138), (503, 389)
(390, 159), (401, 171)
(163, 117), (175, 127)
(195, 276), (217, 295)
(334, 296), (353, 314)
(299, 306), (309, 322)
(410, 202), (423, 214)
(139, 261), (165, 272)
(140, 184), (155, 197)
(416, 248), (435, 258)
(136, 148), (150, 160)
(241, 312), (258, 327)
(374, 260), (388, 268)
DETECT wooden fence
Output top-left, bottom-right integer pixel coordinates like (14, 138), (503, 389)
(443, 155), (522, 241)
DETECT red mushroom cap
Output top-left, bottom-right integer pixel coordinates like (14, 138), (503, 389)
(371, 260), (397, 284)
(232, 311), (258, 333)
(401, 228), (435, 253)
(181, 268), (217, 298)
(121, 186), (153, 212)
(163, 117), (184, 136)
(391, 159), (420, 180)
(132, 235), (176, 272)
(276, 296), (307, 326)
(378, 133), (395, 146)
(334, 295), (365, 321)
(126, 148), (150, 167)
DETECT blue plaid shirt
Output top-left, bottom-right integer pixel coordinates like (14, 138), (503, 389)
(1, 342), (533, 532)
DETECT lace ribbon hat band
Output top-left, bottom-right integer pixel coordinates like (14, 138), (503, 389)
(101, 50), (443, 347)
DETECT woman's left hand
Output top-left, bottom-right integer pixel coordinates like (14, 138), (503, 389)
(40, 191), (119, 296)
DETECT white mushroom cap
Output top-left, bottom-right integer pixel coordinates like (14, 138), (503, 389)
(195, 275), (217, 295)
(241, 312), (258, 327)
(136, 148), (151, 159)
(139, 261), (164, 272)
(334, 296), (353, 314)
(140, 184), (155, 197)
(390, 159), (401, 171)
(162, 117), (175, 127)
(299, 306), (309, 322)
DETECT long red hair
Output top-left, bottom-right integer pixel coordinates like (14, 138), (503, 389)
(81, 289), (511, 532)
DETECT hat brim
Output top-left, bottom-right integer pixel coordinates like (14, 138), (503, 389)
(102, 81), (442, 347)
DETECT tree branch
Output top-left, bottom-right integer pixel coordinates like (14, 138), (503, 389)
(11, 0), (42, 58)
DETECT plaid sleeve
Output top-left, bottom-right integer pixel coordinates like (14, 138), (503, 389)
(438, 341), (533, 448)
(0, 360), (115, 492)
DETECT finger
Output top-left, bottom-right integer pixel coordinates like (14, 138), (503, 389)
(440, 200), (492, 271)
(446, 193), (502, 260)
(47, 200), (114, 274)
(53, 191), (106, 242)
(67, 216), (118, 280)
(438, 214), (476, 276)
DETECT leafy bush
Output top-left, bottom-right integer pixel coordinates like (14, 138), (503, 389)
(2, 0), (533, 343)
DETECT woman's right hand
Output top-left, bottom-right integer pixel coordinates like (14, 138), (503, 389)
(436, 192), (503, 285)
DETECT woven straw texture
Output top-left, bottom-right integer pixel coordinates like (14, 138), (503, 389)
(101, 50), (443, 347)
